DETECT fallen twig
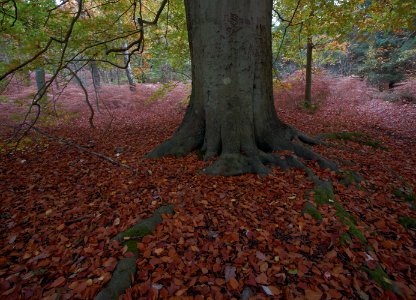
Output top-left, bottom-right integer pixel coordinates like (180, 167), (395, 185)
(32, 126), (138, 173)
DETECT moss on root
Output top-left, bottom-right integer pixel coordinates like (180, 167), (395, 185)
(398, 216), (416, 229)
(313, 183), (335, 205)
(301, 201), (323, 220)
(393, 186), (416, 210)
(361, 264), (403, 295)
(96, 205), (174, 300)
(340, 170), (364, 187)
(321, 131), (387, 150)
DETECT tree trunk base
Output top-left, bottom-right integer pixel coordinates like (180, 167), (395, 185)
(147, 124), (337, 176)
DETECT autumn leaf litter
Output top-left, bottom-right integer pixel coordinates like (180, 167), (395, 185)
(0, 76), (415, 299)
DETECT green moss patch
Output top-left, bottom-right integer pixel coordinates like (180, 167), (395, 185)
(398, 216), (416, 229)
(301, 201), (323, 220)
(322, 131), (387, 150)
(146, 82), (177, 104)
(362, 265), (397, 292)
(340, 170), (364, 186)
(313, 183), (335, 205)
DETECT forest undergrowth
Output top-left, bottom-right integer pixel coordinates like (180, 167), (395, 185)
(0, 75), (415, 299)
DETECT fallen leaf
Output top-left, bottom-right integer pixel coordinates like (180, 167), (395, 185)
(255, 273), (268, 285)
(228, 277), (239, 290)
(305, 288), (323, 300)
(50, 276), (65, 288)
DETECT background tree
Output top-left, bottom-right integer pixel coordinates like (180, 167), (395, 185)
(273, 0), (358, 105)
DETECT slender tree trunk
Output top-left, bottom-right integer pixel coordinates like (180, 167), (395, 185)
(35, 68), (47, 103)
(123, 42), (136, 91)
(90, 61), (101, 112)
(147, 0), (335, 175)
(90, 61), (101, 88)
(304, 37), (313, 106)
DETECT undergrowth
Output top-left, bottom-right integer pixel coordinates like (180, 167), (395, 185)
(146, 82), (178, 105)
(274, 71), (332, 109)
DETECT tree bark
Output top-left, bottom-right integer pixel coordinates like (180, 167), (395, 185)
(35, 68), (47, 103)
(123, 42), (136, 91)
(147, 0), (335, 176)
(90, 61), (101, 112)
(90, 61), (101, 88)
(304, 37), (313, 106)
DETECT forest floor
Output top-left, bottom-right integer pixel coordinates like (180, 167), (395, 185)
(0, 75), (415, 299)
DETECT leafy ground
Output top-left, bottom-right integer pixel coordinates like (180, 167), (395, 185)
(0, 75), (415, 299)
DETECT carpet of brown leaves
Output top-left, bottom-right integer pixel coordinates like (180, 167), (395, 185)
(0, 76), (415, 299)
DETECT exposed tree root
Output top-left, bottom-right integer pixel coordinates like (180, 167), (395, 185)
(203, 154), (269, 176)
(96, 205), (174, 300)
(147, 123), (337, 177)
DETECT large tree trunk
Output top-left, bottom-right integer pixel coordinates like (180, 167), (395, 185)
(147, 0), (335, 176)
(304, 37), (313, 106)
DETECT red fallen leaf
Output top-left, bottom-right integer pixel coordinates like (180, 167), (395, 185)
(228, 277), (239, 290)
(154, 248), (164, 256)
(259, 261), (268, 272)
(255, 273), (268, 285)
(344, 248), (354, 260)
(244, 274), (257, 287)
(139, 282), (150, 295)
(0, 279), (11, 290)
(325, 250), (337, 260)
(50, 276), (66, 288)
(111, 240), (120, 248)
(381, 240), (396, 250)
(213, 263), (222, 273)
(137, 243), (145, 251)
(305, 288), (323, 300)
(173, 278), (183, 286)
(160, 256), (172, 263)
(256, 251), (266, 261)
(124, 251), (135, 258)
(0, 257), (7, 265)
(1, 286), (16, 296)
(70, 281), (88, 294)
(98, 272), (112, 284)
(175, 288), (188, 296)
(56, 224), (65, 231)
(328, 289), (342, 299)
(103, 257), (118, 271)
(198, 276), (209, 283)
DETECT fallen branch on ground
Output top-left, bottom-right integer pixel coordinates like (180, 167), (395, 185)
(32, 126), (138, 173)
